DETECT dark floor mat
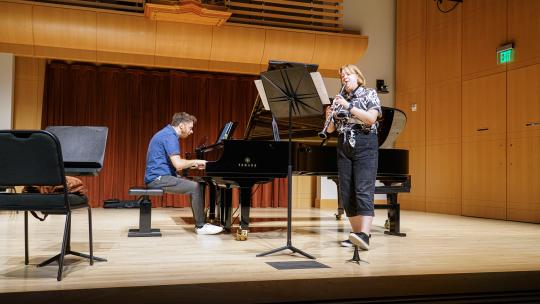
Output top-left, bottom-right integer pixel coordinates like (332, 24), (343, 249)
(266, 261), (330, 270)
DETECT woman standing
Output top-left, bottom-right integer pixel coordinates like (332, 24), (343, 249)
(325, 64), (382, 250)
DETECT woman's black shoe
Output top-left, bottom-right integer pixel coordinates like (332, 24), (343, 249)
(349, 232), (370, 250)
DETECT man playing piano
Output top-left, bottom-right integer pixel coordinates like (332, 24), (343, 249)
(144, 112), (223, 235)
(325, 64), (382, 250)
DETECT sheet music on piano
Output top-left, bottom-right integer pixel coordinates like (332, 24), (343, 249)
(215, 121), (237, 144)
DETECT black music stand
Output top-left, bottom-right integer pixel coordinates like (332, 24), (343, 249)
(256, 66), (323, 259)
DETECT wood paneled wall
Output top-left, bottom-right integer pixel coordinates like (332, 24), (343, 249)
(461, 0), (507, 80)
(396, 0), (540, 223)
(462, 73), (507, 219)
(425, 0), (462, 215)
(12, 57), (45, 129)
(395, 0), (426, 211)
(506, 0), (540, 224)
(0, 1), (368, 77)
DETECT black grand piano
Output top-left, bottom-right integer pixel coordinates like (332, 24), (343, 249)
(188, 90), (411, 236)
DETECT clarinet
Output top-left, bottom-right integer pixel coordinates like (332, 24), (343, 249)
(318, 85), (347, 139)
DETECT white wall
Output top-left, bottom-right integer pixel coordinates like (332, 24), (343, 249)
(320, 0), (396, 204)
(324, 0), (396, 107)
(0, 53), (15, 129)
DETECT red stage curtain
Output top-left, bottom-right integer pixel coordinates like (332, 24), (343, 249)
(41, 62), (288, 208)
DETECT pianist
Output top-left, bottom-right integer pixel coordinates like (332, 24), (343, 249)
(144, 112), (223, 235)
(325, 64), (382, 250)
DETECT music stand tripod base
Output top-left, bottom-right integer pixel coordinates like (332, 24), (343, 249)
(347, 245), (369, 265)
(257, 241), (316, 259)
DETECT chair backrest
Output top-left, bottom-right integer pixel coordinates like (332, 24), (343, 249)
(0, 130), (66, 187)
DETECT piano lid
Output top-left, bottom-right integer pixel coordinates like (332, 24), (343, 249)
(378, 107), (407, 148)
(244, 96), (407, 148)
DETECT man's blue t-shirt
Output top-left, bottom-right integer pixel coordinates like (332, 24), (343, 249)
(144, 125), (180, 184)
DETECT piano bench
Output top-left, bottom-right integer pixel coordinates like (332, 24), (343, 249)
(127, 187), (163, 238)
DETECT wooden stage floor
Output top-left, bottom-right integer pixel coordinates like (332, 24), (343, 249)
(1, 207), (539, 303)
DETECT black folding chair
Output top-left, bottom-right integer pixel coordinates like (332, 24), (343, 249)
(0, 130), (105, 281)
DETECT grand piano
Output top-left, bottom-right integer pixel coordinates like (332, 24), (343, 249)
(188, 90), (411, 236)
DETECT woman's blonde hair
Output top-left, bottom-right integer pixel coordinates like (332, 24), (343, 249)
(339, 64), (366, 87)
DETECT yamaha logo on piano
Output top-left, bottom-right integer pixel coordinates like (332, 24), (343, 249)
(238, 157), (257, 168)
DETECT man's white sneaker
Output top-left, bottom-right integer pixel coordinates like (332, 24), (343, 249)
(340, 232), (354, 247)
(196, 223), (223, 235)
(340, 239), (354, 248)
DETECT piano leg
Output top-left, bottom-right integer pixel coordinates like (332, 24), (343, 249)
(384, 193), (406, 237)
(238, 185), (252, 230)
(207, 180), (218, 222)
(218, 182), (254, 232)
(220, 185), (233, 231)
(328, 176), (344, 220)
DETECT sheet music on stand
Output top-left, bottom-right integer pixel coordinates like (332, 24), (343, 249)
(254, 71), (330, 111)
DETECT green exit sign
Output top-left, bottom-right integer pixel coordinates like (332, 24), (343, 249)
(497, 43), (514, 64)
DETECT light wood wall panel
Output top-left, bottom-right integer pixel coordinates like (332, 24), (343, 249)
(0, 2), (33, 56)
(398, 144), (426, 211)
(396, 0), (426, 44)
(462, 72), (507, 141)
(396, 37), (426, 93)
(396, 88), (425, 145)
(261, 30), (315, 69)
(424, 1), (462, 216)
(155, 21), (212, 71)
(425, 1), (461, 142)
(13, 57), (46, 130)
(462, 72), (506, 220)
(426, 80), (461, 143)
(311, 33), (368, 75)
(426, 80), (461, 215)
(462, 0), (507, 80)
(292, 176), (316, 209)
(426, 2), (461, 85)
(396, 0), (425, 93)
(396, 88), (426, 212)
(0, 2), (366, 77)
(508, 0), (540, 70)
(507, 136), (540, 223)
(97, 13), (156, 66)
(507, 64), (540, 223)
(33, 6), (97, 61)
(462, 138), (506, 220)
(395, 0), (426, 212)
(507, 64), (540, 137)
(209, 25), (265, 74)
(426, 142), (461, 215)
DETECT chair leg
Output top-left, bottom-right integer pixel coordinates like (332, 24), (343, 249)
(24, 211), (29, 265)
(88, 207), (94, 266)
(57, 212), (71, 281)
